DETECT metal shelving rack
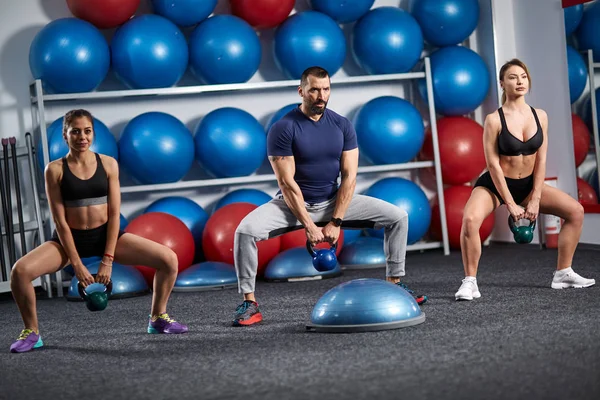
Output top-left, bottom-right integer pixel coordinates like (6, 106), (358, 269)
(29, 57), (450, 297)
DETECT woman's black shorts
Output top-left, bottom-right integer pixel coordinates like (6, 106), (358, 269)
(474, 171), (534, 205)
(49, 223), (125, 258)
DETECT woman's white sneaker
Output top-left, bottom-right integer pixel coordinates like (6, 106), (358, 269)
(551, 268), (595, 289)
(455, 278), (481, 301)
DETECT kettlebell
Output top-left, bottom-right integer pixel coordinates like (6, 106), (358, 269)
(306, 241), (338, 272)
(508, 215), (536, 244)
(78, 274), (113, 312)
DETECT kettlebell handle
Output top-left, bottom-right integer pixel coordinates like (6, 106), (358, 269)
(305, 240), (337, 257)
(77, 273), (113, 300)
(507, 215), (536, 233)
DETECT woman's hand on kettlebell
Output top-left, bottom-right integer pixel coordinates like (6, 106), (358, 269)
(75, 265), (94, 288)
(96, 258), (113, 286)
(524, 199), (539, 221)
(507, 202), (525, 221)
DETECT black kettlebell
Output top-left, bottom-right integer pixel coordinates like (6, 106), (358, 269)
(78, 274), (113, 312)
(508, 215), (536, 244)
(306, 241), (338, 272)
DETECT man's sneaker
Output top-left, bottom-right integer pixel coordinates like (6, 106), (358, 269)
(233, 300), (263, 326)
(396, 282), (428, 305)
(551, 269), (595, 289)
(455, 278), (481, 301)
(148, 313), (188, 334)
(10, 329), (43, 353)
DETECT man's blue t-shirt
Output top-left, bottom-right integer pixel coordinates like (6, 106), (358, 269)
(267, 107), (358, 203)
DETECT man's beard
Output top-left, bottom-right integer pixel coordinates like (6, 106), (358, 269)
(310, 100), (327, 115)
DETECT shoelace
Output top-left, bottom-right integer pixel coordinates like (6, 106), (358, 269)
(156, 313), (175, 323)
(17, 329), (34, 340)
(236, 301), (252, 315)
(396, 282), (414, 294)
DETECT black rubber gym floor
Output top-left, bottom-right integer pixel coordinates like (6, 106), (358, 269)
(0, 242), (598, 400)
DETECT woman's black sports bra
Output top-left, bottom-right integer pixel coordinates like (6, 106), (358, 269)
(497, 106), (543, 156)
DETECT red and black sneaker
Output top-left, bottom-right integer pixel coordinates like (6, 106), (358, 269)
(232, 300), (263, 326)
(396, 282), (428, 305)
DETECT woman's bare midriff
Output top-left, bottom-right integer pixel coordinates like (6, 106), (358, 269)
(64, 204), (109, 230)
(499, 153), (536, 179)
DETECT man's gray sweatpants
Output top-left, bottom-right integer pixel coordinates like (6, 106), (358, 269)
(233, 194), (408, 294)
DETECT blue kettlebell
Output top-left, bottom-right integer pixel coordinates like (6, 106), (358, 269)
(78, 274), (113, 312)
(508, 215), (536, 244)
(306, 241), (338, 272)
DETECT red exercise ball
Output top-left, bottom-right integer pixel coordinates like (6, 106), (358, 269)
(280, 228), (344, 256)
(429, 186), (495, 250)
(420, 117), (486, 186)
(202, 202), (281, 276)
(577, 177), (598, 205)
(230, 0), (295, 29)
(66, 0), (140, 29)
(124, 212), (195, 285)
(572, 113), (591, 168)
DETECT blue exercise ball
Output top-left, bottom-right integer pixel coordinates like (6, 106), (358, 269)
(419, 46), (490, 116)
(151, 0), (217, 27)
(353, 96), (425, 165)
(111, 15), (188, 89)
(352, 7), (423, 75)
(145, 196), (209, 253)
(364, 177), (431, 244)
(264, 247), (342, 282)
(119, 112), (195, 184)
(567, 44), (587, 104)
(274, 11), (346, 80)
(29, 18), (109, 94)
(36, 116), (118, 171)
(119, 214), (129, 230)
(66, 261), (150, 300)
(194, 107), (266, 178)
(63, 256), (102, 277)
(342, 228), (362, 245)
(410, 0), (479, 47)
(309, 0), (374, 23)
(565, 4), (584, 36)
(173, 262), (238, 291)
(575, 2), (600, 62)
(213, 189), (272, 213)
(266, 103), (300, 133)
(338, 236), (385, 268)
(189, 15), (262, 85)
(307, 278), (425, 333)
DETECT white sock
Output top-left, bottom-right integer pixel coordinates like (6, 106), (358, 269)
(555, 267), (572, 278)
(464, 276), (477, 282)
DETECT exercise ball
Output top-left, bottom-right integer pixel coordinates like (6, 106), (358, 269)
(567, 45), (587, 104)
(230, 0), (295, 29)
(36, 116), (118, 171)
(173, 261), (238, 291)
(588, 169), (600, 199)
(266, 103), (300, 133)
(151, 0), (217, 27)
(202, 203), (280, 276)
(124, 212), (195, 285)
(310, 0), (374, 24)
(119, 214), (129, 230)
(279, 228), (344, 256)
(213, 189), (272, 213)
(575, 2), (600, 62)
(119, 112), (195, 184)
(194, 108), (266, 178)
(364, 178), (431, 244)
(144, 197), (209, 256)
(419, 46), (490, 116)
(572, 113), (590, 168)
(410, 0), (479, 47)
(111, 15), (188, 89)
(579, 87), (600, 134)
(353, 96), (425, 165)
(307, 278), (425, 333)
(577, 177), (598, 205)
(189, 15), (261, 84)
(263, 247), (342, 282)
(338, 236), (385, 269)
(419, 117), (485, 185)
(29, 18), (110, 94)
(429, 185), (495, 250)
(66, 261), (149, 300)
(564, 4), (584, 36)
(342, 229), (363, 245)
(66, 0), (139, 29)
(352, 7), (423, 74)
(274, 11), (346, 80)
